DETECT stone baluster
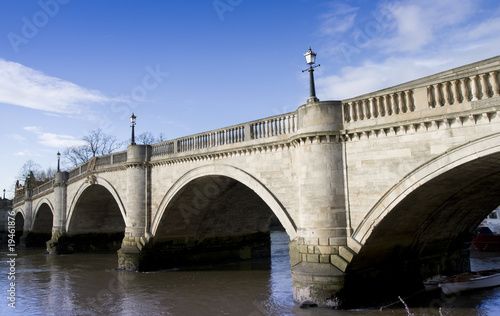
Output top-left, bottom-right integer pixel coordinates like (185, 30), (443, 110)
(451, 80), (460, 104)
(460, 78), (469, 102)
(391, 93), (398, 114)
(384, 94), (392, 115)
(405, 90), (413, 112)
(361, 99), (369, 119)
(480, 73), (490, 99)
(349, 102), (356, 121)
(433, 84), (441, 107)
(378, 96), (385, 117)
(357, 100), (364, 120)
(369, 98), (376, 118)
(398, 92), (406, 113)
(489, 71), (500, 97)
(442, 82), (451, 106)
(470, 75), (479, 101)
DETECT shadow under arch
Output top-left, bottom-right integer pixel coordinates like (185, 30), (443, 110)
(62, 177), (126, 252)
(12, 209), (25, 244)
(32, 198), (54, 231)
(353, 132), (500, 246)
(342, 133), (500, 306)
(66, 177), (127, 232)
(151, 164), (297, 239)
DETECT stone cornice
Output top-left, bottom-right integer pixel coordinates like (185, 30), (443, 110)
(343, 107), (500, 142)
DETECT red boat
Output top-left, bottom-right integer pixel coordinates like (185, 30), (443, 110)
(471, 227), (500, 251)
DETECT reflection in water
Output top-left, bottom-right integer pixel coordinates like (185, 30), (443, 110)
(1, 231), (500, 315)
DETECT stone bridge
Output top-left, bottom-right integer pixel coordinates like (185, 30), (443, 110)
(12, 56), (500, 307)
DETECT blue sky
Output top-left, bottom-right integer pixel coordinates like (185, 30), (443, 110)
(1, 0), (500, 198)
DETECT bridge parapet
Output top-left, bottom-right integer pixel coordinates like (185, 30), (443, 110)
(13, 151), (128, 207)
(151, 112), (298, 157)
(343, 56), (500, 131)
(66, 151), (128, 182)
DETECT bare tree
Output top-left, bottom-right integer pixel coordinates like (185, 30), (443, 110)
(37, 167), (56, 182)
(64, 129), (124, 167)
(15, 161), (56, 195)
(18, 160), (41, 181)
(157, 132), (167, 143)
(137, 132), (156, 145)
(136, 132), (168, 145)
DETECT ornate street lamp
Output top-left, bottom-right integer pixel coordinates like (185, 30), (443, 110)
(130, 113), (137, 145)
(302, 46), (320, 103)
(57, 151), (61, 172)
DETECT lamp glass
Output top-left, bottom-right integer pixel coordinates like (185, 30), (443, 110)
(304, 48), (316, 65)
(130, 113), (136, 124)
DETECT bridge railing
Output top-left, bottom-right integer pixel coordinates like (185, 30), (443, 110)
(67, 151), (128, 181)
(343, 58), (500, 125)
(31, 180), (55, 196)
(13, 151), (128, 205)
(151, 112), (297, 157)
(343, 89), (415, 123)
(426, 71), (499, 108)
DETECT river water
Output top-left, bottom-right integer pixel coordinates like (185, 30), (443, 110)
(1, 231), (500, 315)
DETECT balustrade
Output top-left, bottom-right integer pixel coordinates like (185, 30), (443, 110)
(427, 71), (500, 108)
(343, 89), (414, 122)
(250, 114), (297, 139)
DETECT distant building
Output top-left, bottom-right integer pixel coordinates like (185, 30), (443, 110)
(0, 195), (13, 242)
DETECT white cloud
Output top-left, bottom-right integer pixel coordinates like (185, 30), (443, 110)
(14, 150), (29, 156)
(9, 133), (27, 142)
(317, 0), (500, 100)
(375, 0), (476, 53)
(23, 126), (85, 148)
(0, 58), (115, 115)
(319, 3), (358, 36)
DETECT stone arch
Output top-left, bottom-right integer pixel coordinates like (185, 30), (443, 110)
(31, 198), (54, 233)
(343, 133), (500, 303)
(151, 164), (297, 239)
(14, 209), (25, 231)
(353, 132), (500, 245)
(13, 207), (25, 221)
(66, 177), (127, 231)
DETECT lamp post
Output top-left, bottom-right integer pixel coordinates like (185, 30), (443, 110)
(302, 46), (320, 103)
(130, 113), (137, 145)
(57, 151), (61, 172)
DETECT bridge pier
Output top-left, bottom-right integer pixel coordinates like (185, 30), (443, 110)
(47, 171), (68, 254)
(118, 144), (151, 270)
(290, 101), (350, 307)
(19, 190), (32, 247)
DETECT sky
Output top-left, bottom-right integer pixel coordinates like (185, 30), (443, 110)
(1, 0), (500, 199)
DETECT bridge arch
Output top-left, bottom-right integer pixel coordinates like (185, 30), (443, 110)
(353, 132), (500, 245)
(345, 133), (500, 301)
(152, 164), (297, 239)
(66, 177), (126, 233)
(32, 198), (54, 233)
